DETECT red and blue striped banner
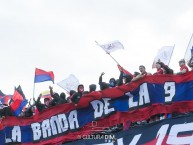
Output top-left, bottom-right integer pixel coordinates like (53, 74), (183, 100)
(1, 72), (193, 144)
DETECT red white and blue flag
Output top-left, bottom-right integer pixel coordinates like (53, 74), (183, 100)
(0, 90), (12, 105)
(34, 68), (54, 83)
(10, 86), (28, 116)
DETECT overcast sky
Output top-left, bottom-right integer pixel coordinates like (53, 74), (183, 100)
(0, 0), (193, 99)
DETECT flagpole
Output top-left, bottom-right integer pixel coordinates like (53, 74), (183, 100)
(107, 53), (120, 65)
(95, 41), (120, 65)
(168, 44), (175, 67)
(33, 83), (35, 101)
(33, 68), (36, 104)
(184, 33), (193, 59)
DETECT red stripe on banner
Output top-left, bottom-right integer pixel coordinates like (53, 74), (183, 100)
(2, 101), (193, 145)
(2, 71), (193, 144)
(136, 71), (193, 84)
(2, 101), (193, 127)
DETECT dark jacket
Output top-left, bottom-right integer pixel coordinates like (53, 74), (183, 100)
(0, 106), (13, 117)
(99, 74), (109, 90)
(71, 84), (84, 104)
(71, 92), (82, 104)
(118, 71), (132, 86)
(35, 96), (48, 112)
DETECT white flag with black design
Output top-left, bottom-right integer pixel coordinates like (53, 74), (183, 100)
(152, 46), (174, 68)
(97, 40), (124, 53)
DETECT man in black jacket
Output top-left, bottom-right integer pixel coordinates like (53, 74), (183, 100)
(49, 86), (67, 106)
(71, 84), (84, 105)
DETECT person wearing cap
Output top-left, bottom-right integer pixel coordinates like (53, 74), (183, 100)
(89, 84), (97, 93)
(176, 59), (189, 75)
(188, 46), (193, 70)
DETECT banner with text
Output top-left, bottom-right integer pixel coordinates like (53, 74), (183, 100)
(63, 115), (193, 145)
(1, 72), (193, 144)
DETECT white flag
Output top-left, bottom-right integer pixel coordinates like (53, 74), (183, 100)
(97, 40), (124, 53)
(152, 46), (174, 68)
(57, 74), (80, 93)
(184, 34), (193, 63)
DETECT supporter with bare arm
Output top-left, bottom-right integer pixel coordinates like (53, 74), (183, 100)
(132, 65), (151, 81)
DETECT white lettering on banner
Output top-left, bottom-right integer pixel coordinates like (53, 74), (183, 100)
(12, 126), (21, 142)
(68, 110), (79, 130)
(117, 138), (124, 145)
(94, 122), (193, 145)
(91, 100), (104, 118)
(156, 122), (193, 144)
(5, 138), (12, 143)
(42, 119), (51, 138)
(91, 98), (115, 119)
(31, 123), (41, 141)
(50, 115), (62, 135)
(139, 83), (150, 106)
(126, 82), (176, 108)
(5, 126), (21, 143)
(167, 123), (193, 145)
(164, 82), (175, 102)
(156, 124), (169, 145)
(126, 92), (138, 108)
(58, 114), (69, 132)
(129, 134), (142, 145)
(103, 98), (115, 115)
(31, 110), (79, 141)
(117, 134), (141, 145)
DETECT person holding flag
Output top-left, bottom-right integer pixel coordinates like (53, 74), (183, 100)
(117, 65), (133, 86)
(96, 40), (133, 86)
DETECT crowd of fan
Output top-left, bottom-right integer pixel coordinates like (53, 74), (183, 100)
(0, 57), (193, 133)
